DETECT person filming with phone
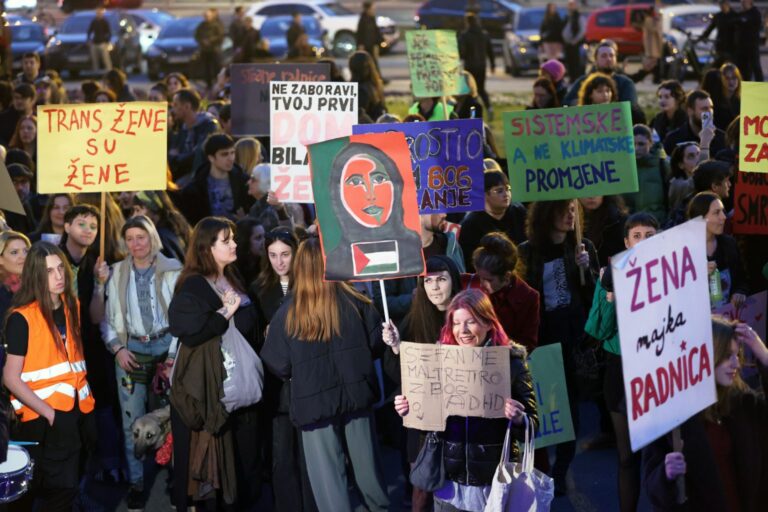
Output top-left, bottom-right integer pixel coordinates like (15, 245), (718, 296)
(663, 90), (726, 157)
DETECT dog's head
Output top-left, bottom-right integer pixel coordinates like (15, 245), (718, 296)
(131, 413), (170, 459)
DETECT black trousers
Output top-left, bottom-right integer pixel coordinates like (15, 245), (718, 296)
(737, 46), (764, 82)
(271, 414), (317, 512)
(200, 49), (221, 89)
(10, 407), (95, 512)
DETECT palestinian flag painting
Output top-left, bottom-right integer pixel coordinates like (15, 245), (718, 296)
(352, 241), (399, 276)
(308, 133), (425, 282)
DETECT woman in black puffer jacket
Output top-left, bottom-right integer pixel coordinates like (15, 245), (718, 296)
(395, 289), (538, 512)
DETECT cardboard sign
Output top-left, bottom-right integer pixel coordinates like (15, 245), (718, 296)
(733, 170), (768, 235)
(739, 82), (768, 173)
(528, 344), (575, 448)
(712, 290), (767, 341)
(230, 63), (331, 137)
(270, 81), (357, 203)
(353, 119), (485, 214)
(399, 342), (511, 431)
(308, 132), (424, 281)
(36, 103), (167, 194)
(502, 102), (638, 202)
(612, 218), (716, 452)
(406, 30), (469, 99)
(0, 161), (26, 215)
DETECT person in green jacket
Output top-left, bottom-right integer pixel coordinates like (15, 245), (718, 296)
(623, 124), (670, 224)
(408, 96), (455, 121)
(584, 212), (658, 512)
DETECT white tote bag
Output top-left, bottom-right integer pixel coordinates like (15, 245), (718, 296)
(484, 416), (554, 512)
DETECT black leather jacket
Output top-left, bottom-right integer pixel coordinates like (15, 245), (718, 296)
(441, 342), (538, 486)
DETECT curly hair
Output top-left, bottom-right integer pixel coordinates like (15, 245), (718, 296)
(578, 72), (618, 106)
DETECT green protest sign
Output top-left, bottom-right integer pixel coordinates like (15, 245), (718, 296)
(527, 344), (575, 449)
(502, 102), (638, 202)
(406, 30), (469, 98)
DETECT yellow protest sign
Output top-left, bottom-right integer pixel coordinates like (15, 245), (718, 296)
(37, 102), (168, 193)
(740, 82), (768, 173)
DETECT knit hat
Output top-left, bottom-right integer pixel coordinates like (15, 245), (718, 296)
(541, 59), (566, 83)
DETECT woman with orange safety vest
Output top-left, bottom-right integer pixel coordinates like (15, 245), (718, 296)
(2, 241), (96, 511)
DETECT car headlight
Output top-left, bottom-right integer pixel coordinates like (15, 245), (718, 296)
(528, 34), (541, 43)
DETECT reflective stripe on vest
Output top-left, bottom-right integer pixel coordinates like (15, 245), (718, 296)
(10, 381), (92, 412)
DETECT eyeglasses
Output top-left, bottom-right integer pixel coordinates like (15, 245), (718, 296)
(489, 186), (512, 196)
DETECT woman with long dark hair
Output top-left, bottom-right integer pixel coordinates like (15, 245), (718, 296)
(262, 237), (392, 512)
(686, 192), (747, 308)
(578, 72), (618, 106)
(517, 199), (599, 495)
(394, 288), (538, 512)
(577, 195), (628, 268)
(349, 50), (386, 121)
(3, 242), (95, 511)
(29, 194), (74, 244)
(168, 217), (263, 510)
(651, 80), (687, 142)
(528, 76), (560, 110)
(101, 216), (182, 510)
(668, 142), (700, 211)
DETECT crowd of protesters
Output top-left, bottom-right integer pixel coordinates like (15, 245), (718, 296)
(0, 2), (767, 511)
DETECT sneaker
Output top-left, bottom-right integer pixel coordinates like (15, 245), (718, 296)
(126, 484), (145, 512)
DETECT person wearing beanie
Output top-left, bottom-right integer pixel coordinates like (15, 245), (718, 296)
(540, 59), (568, 105)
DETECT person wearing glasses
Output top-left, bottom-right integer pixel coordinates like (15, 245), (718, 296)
(459, 170), (527, 272)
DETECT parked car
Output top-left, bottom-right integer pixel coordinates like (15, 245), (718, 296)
(415, 0), (522, 44)
(145, 16), (233, 81)
(126, 8), (175, 53)
(45, 9), (142, 77)
(584, 3), (653, 58)
(58, 0), (143, 14)
(246, 0), (398, 57)
(260, 16), (327, 59)
(6, 15), (49, 71)
(502, 6), (581, 76)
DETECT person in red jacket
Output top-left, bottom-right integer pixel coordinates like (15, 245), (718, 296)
(462, 232), (540, 352)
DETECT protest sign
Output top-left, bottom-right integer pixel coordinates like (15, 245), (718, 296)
(612, 218), (715, 452)
(0, 161), (26, 215)
(502, 102), (638, 202)
(230, 63), (331, 136)
(406, 30), (469, 99)
(712, 290), (767, 341)
(733, 169), (768, 235)
(308, 132), (424, 281)
(37, 103), (167, 194)
(739, 82), (768, 173)
(270, 81), (357, 203)
(399, 342), (511, 431)
(353, 119), (485, 214)
(527, 344), (575, 448)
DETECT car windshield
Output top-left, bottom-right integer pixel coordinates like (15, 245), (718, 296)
(10, 24), (44, 42)
(318, 3), (353, 16)
(671, 12), (714, 31)
(159, 19), (197, 38)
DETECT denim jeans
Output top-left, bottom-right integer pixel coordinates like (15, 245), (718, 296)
(114, 334), (171, 485)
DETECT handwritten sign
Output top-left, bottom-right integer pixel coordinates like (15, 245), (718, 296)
(353, 119), (484, 214)
(270, 81), (357, 203)
(739, 82), (768, 173)
(230, 63), (330, 137)
(612, 218), (715, 452)
(37, 103), (167, 194)
(406, 30), (469, 99)
(713, 290), (766, 340)
(733, 170), (768, 235)
(528, 344), (575, 449)
(399, 342), (510, 431)
(502, 102), (638, 202)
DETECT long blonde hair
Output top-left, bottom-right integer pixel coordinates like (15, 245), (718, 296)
(286, 237), (369, 342)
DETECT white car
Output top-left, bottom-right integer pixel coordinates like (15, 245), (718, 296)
(245, 0), (399, 57)
(659, 4), (719, 58)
